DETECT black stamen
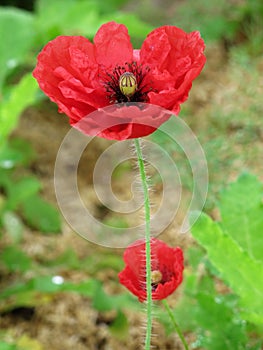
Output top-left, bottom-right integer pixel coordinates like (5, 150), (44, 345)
(101, 62), (155, 104)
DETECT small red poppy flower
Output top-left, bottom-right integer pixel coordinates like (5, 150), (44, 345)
(33, 22), (205, 140)
(118, 238), (184, 302)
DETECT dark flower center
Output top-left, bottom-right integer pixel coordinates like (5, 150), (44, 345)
(103, 62), (151, 103)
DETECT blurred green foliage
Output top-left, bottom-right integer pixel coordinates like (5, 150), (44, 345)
(161, 174), (263, 349)
(173, 0), (263, 53)
(0, 139), (61, 234)
(0, 8), (34, 91)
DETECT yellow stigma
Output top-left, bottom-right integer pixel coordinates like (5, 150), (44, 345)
(151, 270), (163, 285)
(119, 72), (137, 98)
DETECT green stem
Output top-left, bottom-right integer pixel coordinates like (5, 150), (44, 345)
(162, 299), (189, 350)
(134, 138), (152, 350)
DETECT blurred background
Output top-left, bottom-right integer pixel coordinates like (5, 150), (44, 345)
(0, 0), (263, 349)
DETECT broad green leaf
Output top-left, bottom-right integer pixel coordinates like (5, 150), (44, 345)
(0, 8), (34, 90)
(92, 283), (115, 311)
(219, 173), (263, 262)
(32, 276), (64, 293)
(7, 176), (41, 211)
(191, 213), (263, 324)
(21, 195), (61, 233)
(0, 246), (31, 273)
(180, 292), (247, 350)
(0, 73), (39, 146)
(193, 293), (247, 350)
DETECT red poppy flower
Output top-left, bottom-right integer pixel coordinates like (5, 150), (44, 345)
(118, 238), (184, 302)
(33, 21), (205, 140)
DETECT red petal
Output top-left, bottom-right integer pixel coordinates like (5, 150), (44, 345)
(94, 21), (133, 67)
(118, 238), (184, 302)
(33, 35), (106, 123)
(140, 26), (206, 113)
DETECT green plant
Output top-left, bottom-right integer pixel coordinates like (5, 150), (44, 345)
(162, 173), (263, 349)
(0, 139), (61, 235)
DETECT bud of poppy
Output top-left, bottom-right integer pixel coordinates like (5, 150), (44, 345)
(119, 72), (137, 97)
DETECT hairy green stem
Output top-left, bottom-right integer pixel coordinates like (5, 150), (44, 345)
(162, 299), (189, 350)
(134, 138), (152, 350)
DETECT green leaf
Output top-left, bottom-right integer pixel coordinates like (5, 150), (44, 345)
(0, 73), (39, 146)
(2, 211), (24, 243)
(61, 279), (99, 297)
(35, 0), (150, 44)
(192, 293), (247, 350)
(21, 195), (61, 233)
(109, 310), (129, 340)
(191, 213), (263, 324)
(0, 146), (24, 170)
(92, 283), (115, 311)
(219, 173), (263, 262)
(35, 0), (101, 41)
(0, 341), (17, 350)
(0, 246), (31, 273)
(0, 139), (35, 169)
(32, 276), (64, 293)
(7, 176), (41, 211)
(0, 8), (34, 90)
(92, 283), (139, 312)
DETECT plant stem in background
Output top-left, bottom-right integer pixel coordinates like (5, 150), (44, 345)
(134, 138), (152, 350)
(162, 299), (189, 350)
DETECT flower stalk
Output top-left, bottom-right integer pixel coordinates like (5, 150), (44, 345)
(162, 299), (189, 350)
(134, 137), (152, 350)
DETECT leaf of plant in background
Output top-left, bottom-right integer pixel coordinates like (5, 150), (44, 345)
(7, 176), (41, 212)
(190, 173), (263, 326)
(172, 0), (239, 43)
(0, 139), (35, 169)
(158, 244), (261, 350)
(35, 0), (152, 46)
(0, 246), (31, 273)
(0, 8), (34, 91)
(0, 340), (17, 350)
(219, 173), (263, 262)
(0, 73), (39, 148)
(21, 194), (61, 233)
(109, 310), (129, 340)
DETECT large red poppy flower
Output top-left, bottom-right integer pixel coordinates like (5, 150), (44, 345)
(33, 22), (205, 140)
(118, 238), (184, 302)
